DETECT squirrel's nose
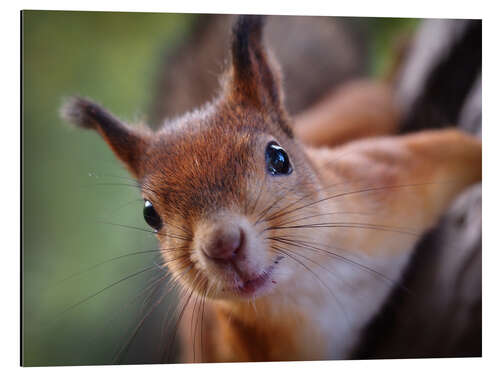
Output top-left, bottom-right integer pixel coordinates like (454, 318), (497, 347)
(202, 225), (244, 261)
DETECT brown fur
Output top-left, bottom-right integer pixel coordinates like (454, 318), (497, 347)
(61, 15), (482, 362)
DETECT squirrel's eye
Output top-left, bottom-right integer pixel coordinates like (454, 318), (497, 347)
(265, 141), (293, 175)
(143, 200), (162, 231)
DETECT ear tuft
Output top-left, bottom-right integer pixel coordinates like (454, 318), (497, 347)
(60, 96), (150, 178)
(60, 96), (95, 129)
(231, 15), (266, 76)
(60, 96), (115, 130)
(229, 15), (293, 137)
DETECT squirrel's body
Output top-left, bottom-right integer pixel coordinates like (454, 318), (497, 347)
(62, 16), (481, 362)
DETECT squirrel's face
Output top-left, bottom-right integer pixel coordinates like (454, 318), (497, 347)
(136, 105), (322, 300)
(61, 16), (324, 301)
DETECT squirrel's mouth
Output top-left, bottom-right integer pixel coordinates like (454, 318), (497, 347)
(230, 255), (284, 298)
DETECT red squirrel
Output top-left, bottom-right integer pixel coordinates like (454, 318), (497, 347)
(61, 15), (481, 362)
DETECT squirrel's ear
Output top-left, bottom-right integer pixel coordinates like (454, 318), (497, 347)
(229, 15), (292, 136)
(60, 97), (150, 178)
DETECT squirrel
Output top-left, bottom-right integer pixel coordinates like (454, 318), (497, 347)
(60, 15), (482, 362)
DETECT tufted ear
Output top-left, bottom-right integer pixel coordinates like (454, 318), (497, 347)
(228, 15), (292, 137)
(60, 97), (151, 178)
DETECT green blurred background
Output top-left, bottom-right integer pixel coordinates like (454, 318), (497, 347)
(22, 10), (418, 366)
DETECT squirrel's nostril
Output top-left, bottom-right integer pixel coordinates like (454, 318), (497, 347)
(203, 226), (244, 261)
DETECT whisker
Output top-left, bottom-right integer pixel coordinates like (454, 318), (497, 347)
(192, 278), (209, 363)
(108, 198), (145, 216)
(274, 210), (375, 227)
(271, 245), (351, 327)
(268, 238), (354, 290)
(49, 246), (189, 289)
(112, 272), (172, 364)
(270, 236), (412, 295)
(264, 181), (447, 225)
(166, 222), (193, 239)
(256, 178), (370, 226)
(49, 263), (161, 330)
(117, 260), (194, 364)
(157, 266), (195, 360)
(254, 182), (302, 225)
(98, 221), (190, 241)
(86, 172), (138, 183)
(189, 272), (203, 363)
(248, 172), (267, 216)
(200, 284), (209, 363)
(264, 222), (418, 236)
(163, 283), (197, 363)
(85, 182), (141, 189)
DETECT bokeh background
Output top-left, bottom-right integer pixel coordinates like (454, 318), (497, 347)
(22, 11), (418, 366)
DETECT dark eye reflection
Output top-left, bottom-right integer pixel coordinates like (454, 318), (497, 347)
(265, 141), (293, 175)
(143, 200), (162, 231)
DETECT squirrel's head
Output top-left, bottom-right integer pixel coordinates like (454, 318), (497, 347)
(62, 16), (324, 301)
